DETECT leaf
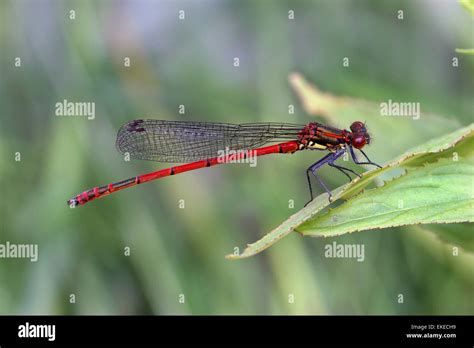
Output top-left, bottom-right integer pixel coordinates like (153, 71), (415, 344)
(225, 185), (347, 260)
(460, 0), (474, 16)
(337, 123), (474, 201)
(455, 48), (474, 55)
(227, 123), (474, 259)
(297, 158), (474, 236)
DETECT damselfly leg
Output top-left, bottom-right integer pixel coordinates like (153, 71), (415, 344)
(349, 146), (382, 168)
(305, 149), (346, 206)
(304, 146), (381, 206)
(328, 162), (362, 181)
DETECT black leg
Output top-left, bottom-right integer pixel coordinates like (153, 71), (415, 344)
(304, 170), (333, 207)
(328, 162), (362, 182)
(359, 149), (382, 168)
(349, 146), (382, 168)
(304, 149), (346, 206)
(305, 152), (332, 206)
(306, 167), (314, 204)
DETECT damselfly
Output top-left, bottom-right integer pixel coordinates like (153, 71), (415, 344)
(67, 120), (381, 207)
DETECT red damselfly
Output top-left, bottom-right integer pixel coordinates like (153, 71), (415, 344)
(67, 120), (381, 207)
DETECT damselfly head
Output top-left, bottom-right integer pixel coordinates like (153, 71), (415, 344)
(349, 121), (370, 149)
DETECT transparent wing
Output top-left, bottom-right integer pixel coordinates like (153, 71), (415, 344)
(116, 119), (303, 163)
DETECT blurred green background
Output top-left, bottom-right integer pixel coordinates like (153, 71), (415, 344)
(1, 0), (473, 314)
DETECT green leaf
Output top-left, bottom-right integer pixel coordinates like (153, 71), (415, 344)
(297, 158), (473, 236)
(460, 0), (474, 16)
(225, 185), (347, 260)
(455, 48), (474, 55)
(227, 123), (474, 259)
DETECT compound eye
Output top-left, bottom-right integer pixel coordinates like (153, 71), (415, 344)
(352, 135), (366, 149)
(350, 121), (365, 132)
